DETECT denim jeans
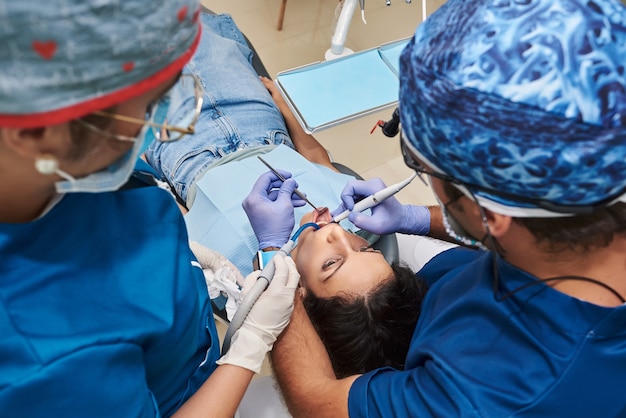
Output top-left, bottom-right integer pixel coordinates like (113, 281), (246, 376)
(145, 13), (294, 204)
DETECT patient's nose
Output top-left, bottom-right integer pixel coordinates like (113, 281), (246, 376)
(326, 223), (349, 244)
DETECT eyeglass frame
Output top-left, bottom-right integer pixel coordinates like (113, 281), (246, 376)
(398, 134), (616, 216)
(75, 73), (204, 143)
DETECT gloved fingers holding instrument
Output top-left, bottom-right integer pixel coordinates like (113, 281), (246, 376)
(331, 178), (431, 235)
(243, 169), (306, 250)
(217, 253), (300, 373)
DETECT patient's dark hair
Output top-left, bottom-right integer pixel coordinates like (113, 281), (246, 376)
(302, 263), (428, 378)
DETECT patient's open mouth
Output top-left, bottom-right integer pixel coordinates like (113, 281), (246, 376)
(311, 207), (331, 226)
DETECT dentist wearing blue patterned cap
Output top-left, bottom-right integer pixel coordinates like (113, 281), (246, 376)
(272, 0), (626, 416)
(0, 1), (300, 416)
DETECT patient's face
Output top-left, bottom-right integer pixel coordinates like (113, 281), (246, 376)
(292, 209), (393, 298)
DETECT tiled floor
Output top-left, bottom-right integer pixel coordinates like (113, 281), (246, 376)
(201, 0), (446, 207)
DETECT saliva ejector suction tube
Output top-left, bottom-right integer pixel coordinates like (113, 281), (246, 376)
(221, 222), (320, 355)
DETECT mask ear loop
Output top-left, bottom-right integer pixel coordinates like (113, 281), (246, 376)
(35, 154), (76, 182)
(465, 189), (506, 301)
(428, 174), (508, 300)
(469, 190), (625, 303)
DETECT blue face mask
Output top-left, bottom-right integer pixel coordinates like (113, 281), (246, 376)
(54, 123), (150, 194)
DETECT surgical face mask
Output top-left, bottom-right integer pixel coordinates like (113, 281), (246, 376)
(54, 123), (149, 194)
(435, 194), (489, 251)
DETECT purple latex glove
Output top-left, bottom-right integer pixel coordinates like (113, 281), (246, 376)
(243, 170), (306, 250)
(331, 178), (430, 235)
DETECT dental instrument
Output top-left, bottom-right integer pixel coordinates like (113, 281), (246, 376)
(258, 156), (320, 211)
(332, 172), (418, 223)
(359, 0), (367, 24)
(221, 223), (320, 355)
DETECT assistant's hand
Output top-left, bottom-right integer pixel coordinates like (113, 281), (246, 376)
(243, 170), (306, 250)
(240, 254), (299, 346)
(217, 254), (300, 373)
(331, 178), (431, 235)
(189, 241), (245, 287)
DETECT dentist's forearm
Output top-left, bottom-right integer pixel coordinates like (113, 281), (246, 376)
(283, 117), (334, 170)
(425, 205), (454, 242)
(271, 296), (356, 418)
(172, 364), (254, 418)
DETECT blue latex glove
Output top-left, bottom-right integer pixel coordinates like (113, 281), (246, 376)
(243, 170), (306, 250)
(331, 178), (431, 235)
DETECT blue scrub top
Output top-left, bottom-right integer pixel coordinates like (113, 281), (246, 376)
(349, 248), (626, 417)
(0, 181), (220, 417)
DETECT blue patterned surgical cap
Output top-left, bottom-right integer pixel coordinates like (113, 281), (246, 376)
(400, 0), (626, 216)
(0, 0), (201, 128)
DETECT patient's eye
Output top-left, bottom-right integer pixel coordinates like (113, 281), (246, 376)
(359, 246), (381, 254)
(323, 258), (340, 269)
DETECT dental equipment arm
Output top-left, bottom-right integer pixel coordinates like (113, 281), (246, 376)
(333, 172), (417, 222)
(326, 0), (359, 59)
(359, 0), (366, 24)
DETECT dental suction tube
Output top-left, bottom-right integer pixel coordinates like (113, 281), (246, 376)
(221, 223), (319, 355)
(332, 172), (418, 223)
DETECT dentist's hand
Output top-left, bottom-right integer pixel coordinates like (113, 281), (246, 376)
(243, 170), (306, 250)
(217, 253), (300, 373)
(331, 178), (430, 235)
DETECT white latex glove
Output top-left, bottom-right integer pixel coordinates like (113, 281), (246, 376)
(217, 253), (300, 373)
(189, 241), (245, 321)
(189, 241), (245, 287)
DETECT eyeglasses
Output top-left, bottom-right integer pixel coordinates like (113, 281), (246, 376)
(399, 135), (615, 215)
(399, 136), (462, 188)
(77, 73), (204, 143)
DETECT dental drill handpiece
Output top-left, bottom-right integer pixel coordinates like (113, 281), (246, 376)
(332, 172), (418, 223)
(221, 239), (297, 355)
(221, 223), (319, 355)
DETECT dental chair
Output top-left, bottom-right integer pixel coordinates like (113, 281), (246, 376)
(197, 8), (399, 323)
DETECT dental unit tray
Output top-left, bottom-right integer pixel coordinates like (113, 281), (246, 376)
(275, 38), (410, 134)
